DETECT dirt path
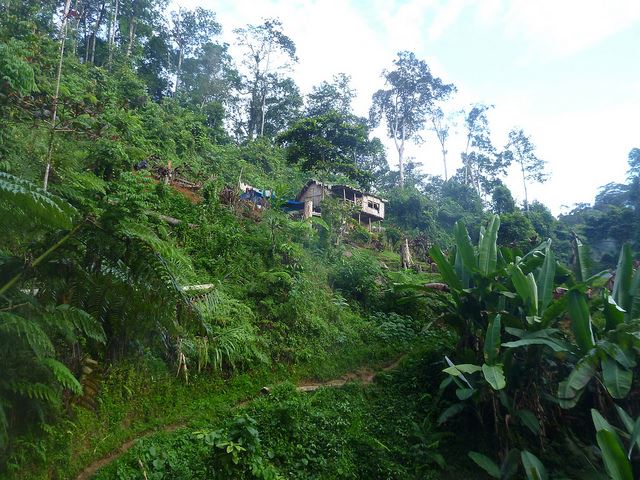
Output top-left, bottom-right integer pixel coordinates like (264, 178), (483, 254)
(75, 355), (405, 480)
(295, 354), (405, 392)
(75, 423), (184, 480)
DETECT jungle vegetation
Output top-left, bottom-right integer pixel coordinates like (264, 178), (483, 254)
(0, 2), (639, 479)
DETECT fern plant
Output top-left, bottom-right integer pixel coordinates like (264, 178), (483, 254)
(0, 172), (199, 453)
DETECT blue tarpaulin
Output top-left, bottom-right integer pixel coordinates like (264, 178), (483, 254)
(240, 187), (304, 212)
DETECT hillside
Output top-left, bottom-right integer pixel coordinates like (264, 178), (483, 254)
(1, 2), (640, 479)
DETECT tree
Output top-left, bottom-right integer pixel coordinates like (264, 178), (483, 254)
(235, 19), (297, 139)
(504, 128), (548, 212)
(306, 73), (355, 117)
(119, 0), (167, 58)
(137, 30), (173, 99)
(278, 111), (381, 186)
(180, 42), (239, 108)
(430, 107), (453, 180)
(491, 183), (516, 215)
(369, 51), (455, 186)
(458, 104), (507, 198)
(627, 147), (640, 179)
(43, 0), (71, 191)
(170, 7), (221, 93)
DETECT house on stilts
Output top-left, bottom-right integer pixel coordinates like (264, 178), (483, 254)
(295, 180), (385, 230)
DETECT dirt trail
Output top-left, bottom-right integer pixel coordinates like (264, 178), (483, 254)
(74, 355), (405, 480)
(295, 354), (405, 392)
(75, 423), (184, 480)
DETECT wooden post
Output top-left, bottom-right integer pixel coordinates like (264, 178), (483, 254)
(368, 217), (372, 232)
(303, 200), (313, 219)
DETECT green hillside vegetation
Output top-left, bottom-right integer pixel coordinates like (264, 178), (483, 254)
(1, 2), (640, 479)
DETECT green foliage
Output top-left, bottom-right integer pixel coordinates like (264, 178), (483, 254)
(0, 39), (38, 96)
(278, 111), (382, 187)
(330, 249), (383, 308)
(401, 214), (640, 478)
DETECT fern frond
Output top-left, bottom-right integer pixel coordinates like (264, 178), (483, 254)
(117, 220), (195, 281)
(5, 382), (59, 404)
(55, 304), (106, 344)
(0, 312), (54, 358)
(41, 358), (82, 395)
(0, 172), (76, 230)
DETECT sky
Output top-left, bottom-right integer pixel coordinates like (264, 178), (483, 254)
(177, 0), (640, 215)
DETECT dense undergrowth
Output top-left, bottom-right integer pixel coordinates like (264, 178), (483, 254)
(91, 336), (469, 480)
(2, 3), (640, 479)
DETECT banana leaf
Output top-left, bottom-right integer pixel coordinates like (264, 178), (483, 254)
(521, 450), (548, 480)
(601, 356), (632, 399)
(482, 363), (506, 390)
(536, 245), (555, 312)
(484, 314), (502, 364)
(612, 243), (632, 312)
(478, 215), (500, 275)
(567, 290), (595, 351)
(429, 245), (462, 291)
(596, 430), (633, 480)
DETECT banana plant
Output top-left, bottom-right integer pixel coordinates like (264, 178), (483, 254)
(468, 449), (548, 480)
(591, 407), (640, 480)
(558, 243), (640, 408)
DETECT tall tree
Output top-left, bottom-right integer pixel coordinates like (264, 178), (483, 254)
(306, 73), (355, 117)
(257, 75), (303, 138)
(234, 19), (297, 139)
(180, 42), (239, 108)
(460, 104), (500, 196)
(43, 0), (71, 191)
(119, 0), (166, 58)
(107, 0), (120, 65)
(170, 7), (221, 93)
(430, 107), (453, 180)
(278, 111), (383, 187)
(504, 128), (548, 212)
(627, 147), (640, 179)
(369, 51), (455, 186)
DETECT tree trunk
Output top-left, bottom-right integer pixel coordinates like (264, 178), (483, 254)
(520, 160), (529, 213)
(43, 0), (72, 191)
(398, 123), (406, 186)
(126, 16), (136, 56)
(259, 50), (272, 137)
(401, 238), (413, 269)
(175, 48), (183, 93)
(89, 0), (107, 64)
(441, 145), (448, 181)
(83, 12), (89, 63)
(259, 89), (267, 137)
(107, 0), (119, 66)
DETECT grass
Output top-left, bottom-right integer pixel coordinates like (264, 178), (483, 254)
(90, 332), (487, 480)
(7, 337), (403, 479)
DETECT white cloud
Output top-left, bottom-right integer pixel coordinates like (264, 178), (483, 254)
(501, 0), (640, 58)
(427, 0), (468, 41)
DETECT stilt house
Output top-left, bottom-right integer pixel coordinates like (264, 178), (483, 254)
(296, 180), (385, 229)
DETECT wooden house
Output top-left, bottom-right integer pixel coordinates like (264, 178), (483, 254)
(296, 180), (385, 229)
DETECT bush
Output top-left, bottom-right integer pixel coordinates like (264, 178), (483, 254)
(330, 249), (383, 308)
